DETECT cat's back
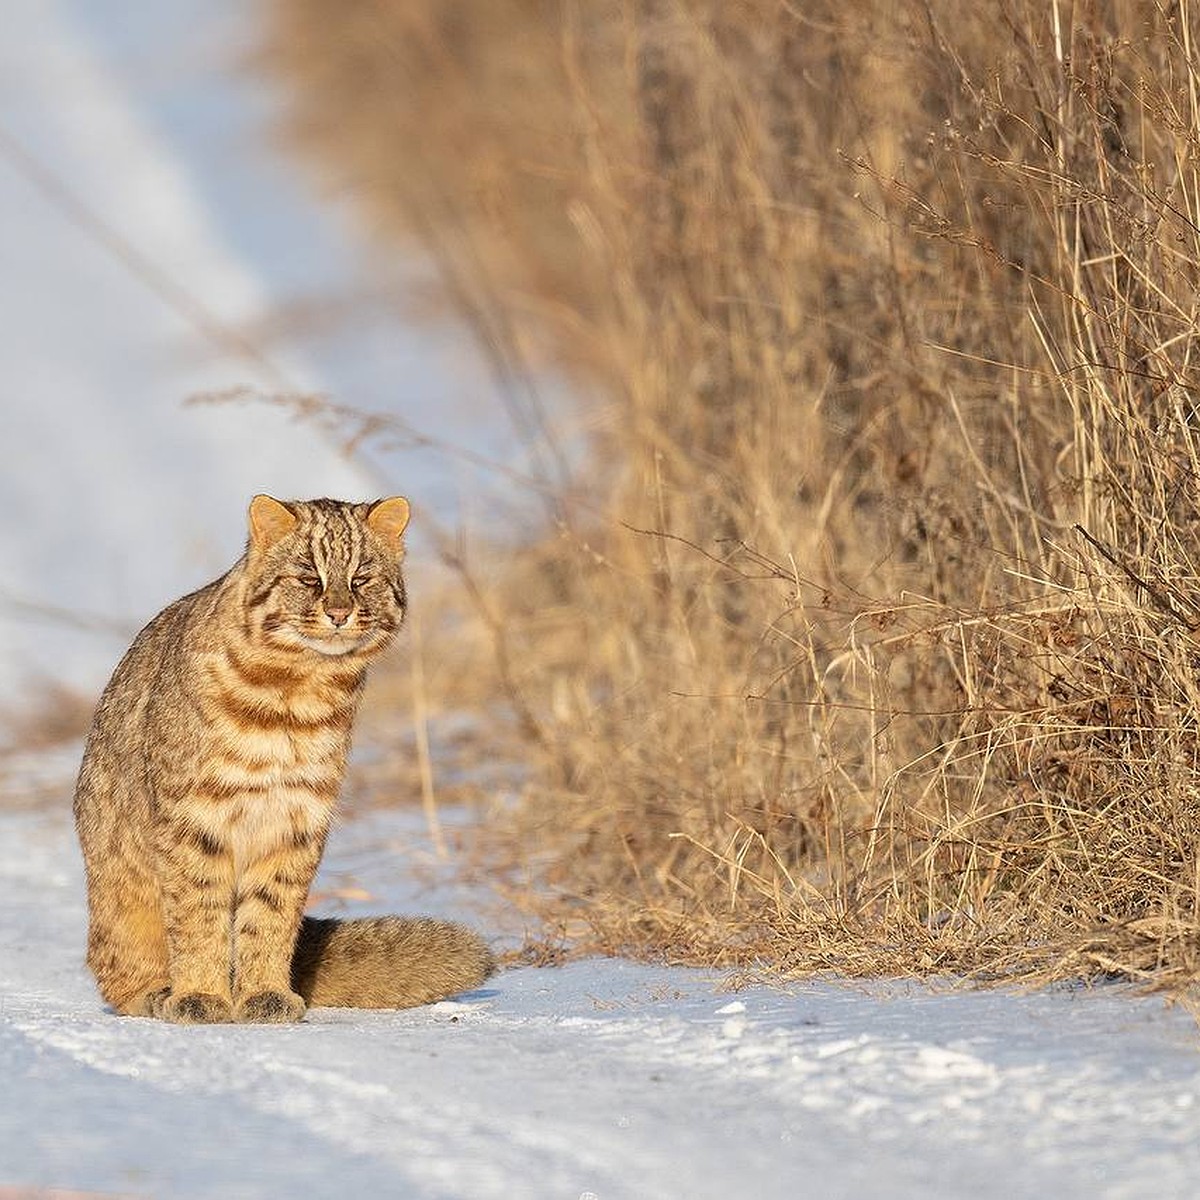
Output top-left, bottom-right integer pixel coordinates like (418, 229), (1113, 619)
(103, 577), (224, 701)
(78, 576), (226, 775)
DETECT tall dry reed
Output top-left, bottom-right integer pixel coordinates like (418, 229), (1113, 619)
(266, 0), (1200, 983)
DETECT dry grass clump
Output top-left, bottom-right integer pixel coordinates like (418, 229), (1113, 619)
(0, 681), (97, 810)
(266, 0), (1200, 985)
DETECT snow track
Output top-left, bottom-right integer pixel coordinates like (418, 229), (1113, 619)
(4, 806), (1200, 1199)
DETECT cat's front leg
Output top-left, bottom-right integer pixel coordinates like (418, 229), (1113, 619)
(156, 820), (237, 1023)
(232, 826), (326, 1023)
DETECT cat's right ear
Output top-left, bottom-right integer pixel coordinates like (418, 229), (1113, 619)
(248, 494), (298, 551)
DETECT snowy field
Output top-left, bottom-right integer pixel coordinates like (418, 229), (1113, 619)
(3, 782), (1200, 1200)
(4, 3), (1200, 1198)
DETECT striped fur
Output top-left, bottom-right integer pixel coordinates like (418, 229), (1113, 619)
(73, 496), (494, 1023)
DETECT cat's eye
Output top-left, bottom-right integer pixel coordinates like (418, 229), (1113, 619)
(294, 572), (321, 588)
(351, 574), (375, 588)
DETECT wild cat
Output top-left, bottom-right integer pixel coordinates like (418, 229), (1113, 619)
(73, 495), (493, 1023)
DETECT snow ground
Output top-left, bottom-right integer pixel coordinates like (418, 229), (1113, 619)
(3, 781), (1200, 1200)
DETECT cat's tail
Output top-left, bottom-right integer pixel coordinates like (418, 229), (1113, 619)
(291, 915), (495, 1009)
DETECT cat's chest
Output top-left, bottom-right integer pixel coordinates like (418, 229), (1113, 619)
(210, 717), (351, 770)
(224, 787), (332, 869)
(199, 656), (360, 769)
(178, 652), (361, 859)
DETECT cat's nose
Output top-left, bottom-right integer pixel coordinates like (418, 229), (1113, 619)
(325, 606), (353, 627)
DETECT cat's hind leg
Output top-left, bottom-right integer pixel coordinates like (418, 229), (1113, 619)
(85, 871), (171, 1017)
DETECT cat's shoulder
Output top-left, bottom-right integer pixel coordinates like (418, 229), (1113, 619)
(105, 570), (232, 683)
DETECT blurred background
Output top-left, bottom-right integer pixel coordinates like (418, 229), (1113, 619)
(0, 0), (549, 694)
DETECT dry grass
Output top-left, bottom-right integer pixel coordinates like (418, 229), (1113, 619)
(0, 681), (94, 755)
(0, 681), (96, 811)
(266, 0), (1200, 986)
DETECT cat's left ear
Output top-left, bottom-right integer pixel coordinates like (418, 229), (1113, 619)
(366, 496), (411, 552)
(248, 494), (298, 551)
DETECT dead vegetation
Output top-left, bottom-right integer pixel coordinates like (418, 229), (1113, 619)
(266, 0), (1200, 985)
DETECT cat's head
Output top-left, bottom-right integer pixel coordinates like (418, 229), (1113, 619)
(242, 495), (410, 659)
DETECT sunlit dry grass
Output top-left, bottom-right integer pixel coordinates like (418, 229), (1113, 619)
(267, 0), (1200, 986)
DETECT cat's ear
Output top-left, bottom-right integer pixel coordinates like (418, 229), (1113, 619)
(366, 496), (411, 551)
(248, 494), (298, 550)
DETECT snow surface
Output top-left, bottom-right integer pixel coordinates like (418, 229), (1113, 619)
(4, 791), (1200, 1200)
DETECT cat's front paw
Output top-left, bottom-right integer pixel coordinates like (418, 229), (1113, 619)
(235, 988), (306, 1023)
(160, 991), (234, 1024)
